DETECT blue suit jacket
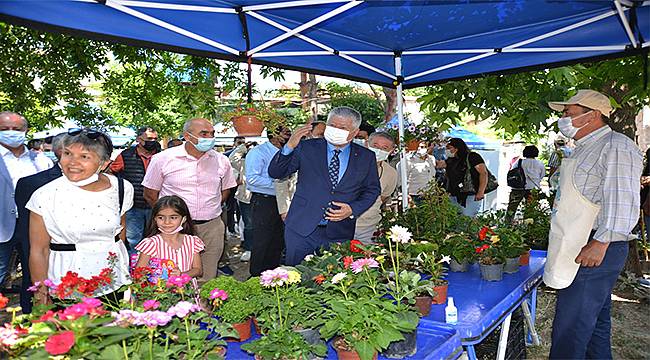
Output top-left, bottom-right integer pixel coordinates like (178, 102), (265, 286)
(268, 138), (380, 239)
(0, 156), (15, 242)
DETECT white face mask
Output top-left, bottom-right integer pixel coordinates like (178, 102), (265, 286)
(158, 217), (186, 235)
(324, 126), (350, 146)
(369, 146), (390, 162)
(66, 164), (103, 187)
(445, 150), (454, 158)
(352, 138), (366, 147)
(557, 111), (592, 139)
(417, 148), (428, 155)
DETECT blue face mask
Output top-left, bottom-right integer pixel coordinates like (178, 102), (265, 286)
(187, 133), (216, 152)
(0, 130), (26, 148)
(43, 151), (58, 162)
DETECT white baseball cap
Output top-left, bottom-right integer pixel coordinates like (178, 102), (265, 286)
(548, 89), (613, 117)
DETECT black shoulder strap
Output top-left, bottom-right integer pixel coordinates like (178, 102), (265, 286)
(117, 175), (124, 213)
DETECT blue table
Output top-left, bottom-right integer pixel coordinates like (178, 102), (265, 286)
(420, 250), (546, 360)
(226, 320), (463, 359)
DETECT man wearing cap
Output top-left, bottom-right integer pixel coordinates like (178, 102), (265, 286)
(543, 90), (643, 359)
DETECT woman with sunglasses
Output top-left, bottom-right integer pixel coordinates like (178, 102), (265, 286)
(26, 128), (134, 305)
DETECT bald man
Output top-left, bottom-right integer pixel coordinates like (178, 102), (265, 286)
(0, 111), (52, 288)
(142, 118), (237, 283)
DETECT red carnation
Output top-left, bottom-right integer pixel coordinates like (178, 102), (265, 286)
(350, 240), (363, 253)
(45, 331), (75, 355)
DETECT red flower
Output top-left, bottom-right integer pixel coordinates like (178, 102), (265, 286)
(35, 310), (57, 323)
(478, 226), (493, 241)
(343, 256), (354, 269)
(350, 240), (363, 253)
(0, 293), (8, 309)
(313, 274), (326, 285)
(475, 244), (490, 253)
(45, 331), (75, 355)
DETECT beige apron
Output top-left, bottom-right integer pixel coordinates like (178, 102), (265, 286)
(543, 158), (600, 289)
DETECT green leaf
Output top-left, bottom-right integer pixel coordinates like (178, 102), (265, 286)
(99, 344), (125, 359)
(354, 340), (376, 360)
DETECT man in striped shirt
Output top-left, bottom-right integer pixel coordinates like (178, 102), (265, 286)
(546, 90), (643, 359)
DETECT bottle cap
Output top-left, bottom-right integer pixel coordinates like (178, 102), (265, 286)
(448, 297), (455, 307)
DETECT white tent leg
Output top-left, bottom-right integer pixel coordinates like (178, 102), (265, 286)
(395, 56), (408, 210)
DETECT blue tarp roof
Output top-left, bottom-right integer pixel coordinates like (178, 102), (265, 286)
(1, 1), (648, 88)
(445, 126), (499, 149)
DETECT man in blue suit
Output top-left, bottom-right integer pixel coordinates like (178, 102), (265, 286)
(12, 133), (64, 312)
(268, 107), (381, 265)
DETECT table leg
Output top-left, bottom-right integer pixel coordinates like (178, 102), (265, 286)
(496, 312), (512, 360)
(521, 299), (541, 346)
(465, 345), (477, 360)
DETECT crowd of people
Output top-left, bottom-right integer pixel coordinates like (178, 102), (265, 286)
(0, 88), (644, 359)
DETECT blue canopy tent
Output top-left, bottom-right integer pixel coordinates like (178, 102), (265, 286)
(446, 126), (500, 150)
(1, 0), (648, 207)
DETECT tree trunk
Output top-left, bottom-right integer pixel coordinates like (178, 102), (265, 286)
(383, 86), (397, 123)
(299, 72), (318, 123)
(601, 83), (637, 140)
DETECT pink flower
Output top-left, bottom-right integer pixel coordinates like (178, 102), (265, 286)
(45, 331), (75, 355)
(143, 300), (160, 310)
(0, 324), (21, 347)
(167, 301), (200, 319)
(112, 309), (140, 326)
(81, 298), (102, 308)
(43, 279), (55, 288)
(59, 303), (89, 320)
(209, 288), (228, 301)
(260, 268), (289, 287)
(350, 258), (379, 274)
(135, 311), (172, 327)
(166, 274), (192, 287)
(27, 281), (41, 292)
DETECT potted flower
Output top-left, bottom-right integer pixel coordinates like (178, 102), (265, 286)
(416, 252), (449, 304)
(222, 102), (287, 136)
(241, 327), (327, 360)
(200, 276), (261, 341)
(493, 227), (526, 274)
(439, 233), (476, 272)
(476, 226), (505, 281)
(397, 270), (436, 317)
(377, 121), (421, 151)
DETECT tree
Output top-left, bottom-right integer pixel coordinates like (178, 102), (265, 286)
(299, 72), (318, 122)
(417, 56), (650, 141)
(325, 82), (385, 127)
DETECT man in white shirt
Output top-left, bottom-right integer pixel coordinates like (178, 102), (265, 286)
(506, 145), (546, 215)
(397, 141), (437, 203)
(0, 111), (52, 287)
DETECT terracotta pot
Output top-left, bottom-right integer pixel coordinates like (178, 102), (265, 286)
(334, 337), (377, 360)
(405, 139), (420, 151)
(431, 283), (448, 304)
(519, 250), (531, 266)
(226, 318), (252, 342)
(252, 316), (261, 334)
(414, 295), (432, 316)
(232, 115), (264, 136)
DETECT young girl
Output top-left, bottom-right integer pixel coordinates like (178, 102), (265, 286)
(135, 196), (204, 282)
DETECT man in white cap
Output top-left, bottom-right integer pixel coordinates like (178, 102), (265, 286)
(543, 90), (643, 359)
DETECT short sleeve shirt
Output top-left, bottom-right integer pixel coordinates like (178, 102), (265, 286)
(135, 234), (205, 272)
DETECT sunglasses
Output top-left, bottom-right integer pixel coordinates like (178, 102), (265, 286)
(67, 128), (103, 139)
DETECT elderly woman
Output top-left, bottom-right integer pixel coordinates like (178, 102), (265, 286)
(27, 129), (134, 305)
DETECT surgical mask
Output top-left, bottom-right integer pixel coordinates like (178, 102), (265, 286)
(369, 146), (390, 162)
(0, 130), (26, 148)
(445, 150), (454, 158)
(557, 111), (592, 139)
(187, 133), (216, 152)
(66, 164), (103, 187)
(352, 138), (367, 147)
(158, 217), (186, 235)
(142, 140), (158, 151)
(417, 148), (428, 156)
(43, 151), (58, 162)
(324, 126), (350, 146)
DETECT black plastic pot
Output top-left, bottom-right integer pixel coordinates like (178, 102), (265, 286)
(382, 331), (417, 359)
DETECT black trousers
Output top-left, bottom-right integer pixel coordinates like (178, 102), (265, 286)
(250, 193), (285, 276)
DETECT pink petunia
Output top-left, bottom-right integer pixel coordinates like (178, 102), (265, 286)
(350, 258), (380, 274)
(81, 298), (102, 308)
(143, 300), (160, 310)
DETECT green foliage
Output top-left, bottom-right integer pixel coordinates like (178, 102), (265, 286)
(439, 233), (476, 264)
(241, 327), (327, 360)
(325, 82), (385, 127)
(200, 276), (261, 324)
(418, 57), (650, 141)
(520, 190), (552, 250)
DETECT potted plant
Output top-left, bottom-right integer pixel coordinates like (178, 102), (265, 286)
(439, 233), (475, 272)
(476, 226), (505, 281)
(494, 226), (526, 274)
(200, 276), (261, 341)
(241, 327), (327, 360)
(415, 252), (449, 304)
(222, 102), (287, 136)
(397, 271), (436, 317)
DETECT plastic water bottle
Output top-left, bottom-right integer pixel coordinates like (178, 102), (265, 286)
(445, 297), (458, 325)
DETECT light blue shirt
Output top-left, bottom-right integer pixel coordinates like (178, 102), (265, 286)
(281, 142), (350, 184)
(245, 142), (280, 196)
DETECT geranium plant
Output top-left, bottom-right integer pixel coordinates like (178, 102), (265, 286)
(222, 101), (287, 134)
(439, 232), (476, 264)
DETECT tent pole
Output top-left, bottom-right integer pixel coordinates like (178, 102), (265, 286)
(395, 55), (409, 210)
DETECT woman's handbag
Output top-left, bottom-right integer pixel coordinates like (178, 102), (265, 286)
(461, 153), (498, 194)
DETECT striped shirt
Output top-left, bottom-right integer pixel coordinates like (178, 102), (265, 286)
(570, 126), (643, 243)
(142, 145), (237, 221)
(135, 234), (205, 273)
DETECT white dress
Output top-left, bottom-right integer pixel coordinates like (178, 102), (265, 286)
(26, 174), (134, 296)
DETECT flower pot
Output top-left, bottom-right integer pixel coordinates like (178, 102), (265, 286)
(449, 258), (469, 272)
(405, 139), (420, 151)
(334, 337), (377, 360)
(382, 331), (417, 359)
(414, 295), (432, 316)
(232, 115), (264, 136)
(431, 283), (448, 304)
(480, 263), (504, 281)
(252, 316), (262, 335)
(226, 318), (252, 342)
(504, 257), (520, 274)
(295, 327), (325, 347)
(519, 250), (530, 266)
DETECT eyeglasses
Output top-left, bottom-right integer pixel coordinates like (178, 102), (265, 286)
(67, 128), (103, 140)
